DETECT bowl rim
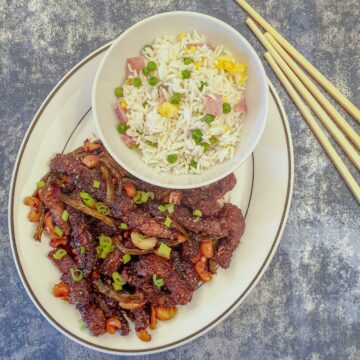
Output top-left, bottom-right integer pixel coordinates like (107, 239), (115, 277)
(92, 10), (269, 189)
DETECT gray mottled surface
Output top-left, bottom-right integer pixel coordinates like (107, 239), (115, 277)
(1, 0), (360, 359)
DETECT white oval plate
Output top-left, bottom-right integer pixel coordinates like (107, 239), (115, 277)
(8, 43), (293, 355)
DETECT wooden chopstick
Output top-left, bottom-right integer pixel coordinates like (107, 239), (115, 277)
(264, 32), (360, 151)
(264, 52), (360, 203)
(246, 19), (360, 171)
(236, 0), (360, 123)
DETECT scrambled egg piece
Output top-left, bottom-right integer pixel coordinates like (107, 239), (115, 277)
(121, 100), (127, 109)
(194, 62), (202, 69)
(177, 32), (187, 40)
(216, 55), (247, 83)
(158, 102), (178, 117)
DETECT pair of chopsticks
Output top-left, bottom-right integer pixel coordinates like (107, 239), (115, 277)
(235, 0), (360, 203)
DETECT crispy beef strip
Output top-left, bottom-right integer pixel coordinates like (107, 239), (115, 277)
(68, 210), (97, 277)
(171, 251), (199, 291)
(90, 218), (117, 238)
(61, 273), (91, 305)
(181, 236), (200, 260)
(215, 203), (245, 268)
(48, 250), (76, 274)
(77, 303), (106, 336)
(43, 184), (71, 235)
(93, 293), (130, 336)
(133, 255), (193, 305)
(100, 248), (123, 277)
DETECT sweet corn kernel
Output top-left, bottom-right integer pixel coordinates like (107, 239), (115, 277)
(158, 102), (178, 118)
(177, 32), (187, 40)
(194, 62), (202, 69)
(183, 49), (190, 55)
(121, 100), (127, 109)
(222, 96), (228, 103)
(125, 78), (132, 84)
(189, 46), (197, 52)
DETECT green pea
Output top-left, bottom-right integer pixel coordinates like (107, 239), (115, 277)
(148, 76), (158, 86)
(116, 123), (128, 134)
(181, 69), (191, 79)
(191, 129), (203, 144)
(167, 154), (178, 164)
(201, 142), (210, 152)
(133, 77), (142, 88)
(142, 67), (150, 76)
(147, 61), (157, 71)
(190, 160), (198, 169)
(114, 87), (123, 97)
(143, 44), (153, 51)
(204, 114), (215, 124)
(209, 136), (217, 145)
(223, 103), (231, 114)
(170, 93), (181, 105)
(183, 57), (194, 65)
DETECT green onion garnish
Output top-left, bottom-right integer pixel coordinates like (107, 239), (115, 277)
(190, 160), (198, 169)
(112, 272), (126, 290)
(93, 180), (101, 189)
(116, 123), (128, 134)
(120, 223), (128, 230)
(54, 226), (63, 237)
(183, 57), (193, 65)
(53, 248), (67, 260)
(79, 191), (95, 208)
(80, 247), (86, 254)
(123, 253), (131, 264)
(96, 245), (113, 259)
(113, 282), (122, 291)
(167, 154), (178, 164)
(152, 274), (165, 289)
(36, 180), (46, 189)
(133, 191), (149, 204)
(193, 209), (203, 217)
(70, 268), (83, 282)
(157, 242), (172, 258)
(170, 93), (181, 105)
(95, 202), (110, 215)
(204, 114), (215, 124)
(164, 216), (172, 228)
(165, 203), (174, 214)
(158, 204), (166, 212)
(191, 129), (203, 145)
(145, 140), (158, 148)
(99, 235), (112, 248)
(193, 217), (201, 223)
(147, 192), (155, 200)
(198, 81), (208, 91)
(61, 210), (69, 222)
(147, 61), (157, 71)
(114, 87), (124, 98)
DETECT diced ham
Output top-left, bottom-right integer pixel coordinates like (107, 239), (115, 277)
(120, 134), (136, 147)
(234, 97), (247, 115)
(205, 94), (223, 116)
(115, 102), (128, 123)
(194, 43), (215, 51)
(126, 56), (145, 77)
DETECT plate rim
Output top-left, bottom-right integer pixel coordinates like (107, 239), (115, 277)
(8, 43), (294, 355)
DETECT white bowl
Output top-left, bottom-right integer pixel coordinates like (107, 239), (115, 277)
(92, 11), (269, 189)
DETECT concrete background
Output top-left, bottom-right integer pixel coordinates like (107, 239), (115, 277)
(1, 0), (359, 359)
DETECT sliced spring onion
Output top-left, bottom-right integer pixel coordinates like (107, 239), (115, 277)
(152, 274), (164, 289)
(120, 223), (128, 230)
(36, 180), (46, 189)
(158, 204), (166, 212)
(112, 272), (126, 285)
(133, 191), (149, 204)
(53, 248), (67, 260)
(193, 209), (203, 217)
(157, 242), (172, 258)
(123, 253), (131, 264)
(198, 81), (208, 91)
(193, 217), (201, 223)
(164, 216), (172, 228)
(95, 202), (110, 215)
(61, 210), (69, 222)
(147, 192), (155, 200)
(113, 282), (123, 291)
(54, 226), (63, 237)
(80, 246), (86, 254)
(70, 268), (83, 282)
(165, 203), (174, 214)
(96, 245), (113, 259)
(190, 160), (198, 169)
(79, 191), (95, 208)
(99, 235), (112, 248)
(93, 180), (101, 189)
